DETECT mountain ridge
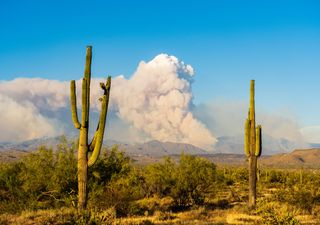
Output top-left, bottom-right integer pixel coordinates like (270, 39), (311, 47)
(1, 136), (320, 168)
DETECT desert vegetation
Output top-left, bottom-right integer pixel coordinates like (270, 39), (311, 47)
(1, 137), (320, 224)
(0, 49), (317, 225)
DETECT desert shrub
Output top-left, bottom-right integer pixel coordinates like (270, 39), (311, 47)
(93, 153), (217, 214)
(89, 152), (146, 215)
(108, 168), (146, 216)
(257, 201), (299, 225)
(89, 145), (131, 186)
(143, 154), (217, 208)
(0, 162), (25, 213)
(225, 167), (248, 184)
(274, 186), (315, 213)
(142, 154), (217, 208)
(129, 196), (175, 216)
(144, 157), (175, 197)
(262, 212), (299, 225)
(18, 140), (78, 210)
(171, 154), (216, 207)
(265, 170), (286, 184)
(88, 145), (134, 210)
(0, 137), (78, 213)
(215, 168), (234, 186)
(73, 207), (116, 225)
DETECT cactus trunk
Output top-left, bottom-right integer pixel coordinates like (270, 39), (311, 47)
(244, 80), (262, 208)
(78, 130), (88, 210)
(248, 153), (257, 207)
(70, 46), (111, 210)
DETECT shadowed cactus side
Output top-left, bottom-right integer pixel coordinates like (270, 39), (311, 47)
(244, 79), (262, 208)
(70, 46), (111, 210)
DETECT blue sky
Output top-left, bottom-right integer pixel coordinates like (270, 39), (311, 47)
(1, 0), (320, 127)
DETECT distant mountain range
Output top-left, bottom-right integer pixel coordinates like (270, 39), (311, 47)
(1, 135), (320, 168)
(0, 134), (310, 155)
(0, 136), (207, 156)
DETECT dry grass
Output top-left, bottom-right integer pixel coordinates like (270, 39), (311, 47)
(0, 207), (116, 225)
(1, 206), (320, 225)
(0, 208), (76, 225)
(226, 213), (261, 224)
(296, 215), (319, 225)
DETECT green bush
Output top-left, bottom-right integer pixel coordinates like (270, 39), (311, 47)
(0, 137), (78, 213)
(142, 154), (217, 208)
(87, 147), (146, 215)
(257, 201), (299, 225)
(18, 140), (78, 210)
(0, 162), (25, 213)
(274, 187), (315, 213)
(89, 145), (131, 186)
(144, 157), (175, 197)
(3, 138), (320, 219)
(171, 154), (216, 207)
(89, 152), (218, 214)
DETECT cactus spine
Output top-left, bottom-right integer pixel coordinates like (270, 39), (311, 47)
(244, 80), (262, 208)
(70, 46), (111, 210)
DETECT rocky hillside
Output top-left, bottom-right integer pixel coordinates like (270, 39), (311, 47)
(261, 148), (320, 168)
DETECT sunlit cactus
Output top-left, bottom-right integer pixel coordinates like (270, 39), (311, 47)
(70, 46), (111, 210)
(244, 79), (262, 208)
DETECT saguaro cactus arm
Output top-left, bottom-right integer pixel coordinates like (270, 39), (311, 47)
(84, 46), (92, 82)
(244, 119), (251, 157)
(89, 128), (98, 152)
(70, 80), (81, 129)
(81, 78), (89, 127)
(249, 80), (255, 121)
(255, 125), (262, 157)
(84, 46), (92, 116)
(88, 97), (107, 167)
(249, 80), (256, 154)
(88, 76), (111, 167)
(88, 77), (111, 153)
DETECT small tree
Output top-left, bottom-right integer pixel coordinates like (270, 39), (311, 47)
(172, 154), (216, 207)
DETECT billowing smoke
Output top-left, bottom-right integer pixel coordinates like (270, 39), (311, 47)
(2, 53), (314, 152)
(0, 93), (61, 141)
(194, 100), (309, 151)
(111, 54), (216, 149)
(0, 54), (217, 149)
(0, 78), (69, 110)
(300, 126), (320, 143)
(194, 100), (305, 141)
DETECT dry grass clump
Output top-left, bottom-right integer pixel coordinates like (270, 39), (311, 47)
(132, 196), (175, 216)
(0, 207), (116, 225)
(226, 213), (261, 224)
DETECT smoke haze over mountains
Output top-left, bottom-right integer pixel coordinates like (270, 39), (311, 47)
(0, 54), (316, 152)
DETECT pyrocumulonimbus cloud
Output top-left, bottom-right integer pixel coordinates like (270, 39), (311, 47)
(0, 54), (217, 150)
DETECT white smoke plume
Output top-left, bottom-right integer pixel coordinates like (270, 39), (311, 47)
(300, 126), (320, 143)
(111, 54), (216, 149)
(0, 93), (61, 141)
(194, 100), (308, 144)
(0, 54), (217, 149)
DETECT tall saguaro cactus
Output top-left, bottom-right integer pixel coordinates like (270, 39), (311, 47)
(70, 46), (111, 210)
(244, 80), (262, 208)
